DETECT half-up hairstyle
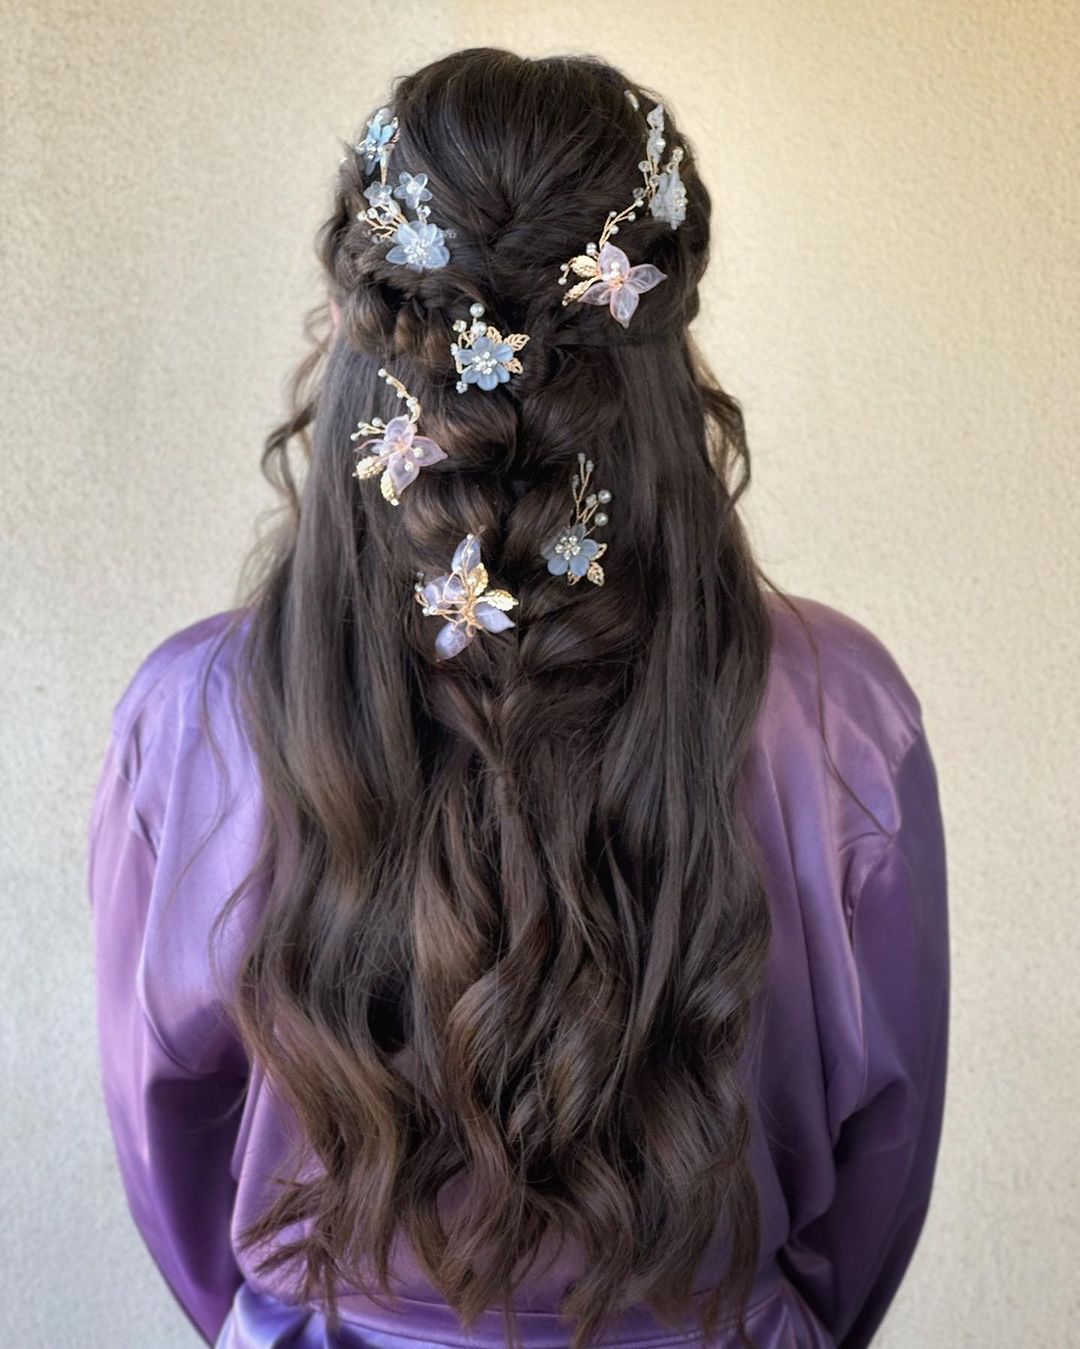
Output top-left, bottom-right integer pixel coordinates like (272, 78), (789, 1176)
(210, 46), (775, 1349)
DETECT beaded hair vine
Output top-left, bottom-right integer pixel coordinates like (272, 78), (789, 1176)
(556, 90), (686, 328)
(352, 106), (452, 272)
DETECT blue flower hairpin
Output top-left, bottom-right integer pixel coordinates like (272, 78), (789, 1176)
(540, 452), (612, 586)
(353, 108), (451, 272)
(556, 90), (686, 327)
(355, 106), (396, 174)
(393, 172), (432, 211)
(449, 303), (530, 393)
(643, 102), (688, 230)
(414, 533), (519, 660)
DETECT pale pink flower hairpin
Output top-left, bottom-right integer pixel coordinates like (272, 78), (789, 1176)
(557, 89), (686, 327)
(350, 367), (447, 505)
(573, 242), (666, 329)
(414, 533), (519, 660)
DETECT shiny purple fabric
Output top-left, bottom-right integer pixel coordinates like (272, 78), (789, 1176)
(87, 595), (949, 1348)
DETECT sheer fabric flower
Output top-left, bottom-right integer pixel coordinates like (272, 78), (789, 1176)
(353, 414), (446, 503)
(577, 242), (667, 328)
(393, 172), (433, 212)
(650, 167), (686, 229)
(415, 534), (518, 660)
(357, 107), (395, 174)
(363, 181), (394, 210)
(386, 220), (450, 271)
(455, 334), (517, 391)
(541, 522), (602, 579)
(645, 105), (667, 163)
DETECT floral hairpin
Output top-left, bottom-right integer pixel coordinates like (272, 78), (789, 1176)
(556, 90), (686, 328)
(449, 303), (530, 393)
(539, 453), (612, 586)
(354, 105), (396, 174)
(353, 106), (451, 272)
(351, 367), (447, 505)
(638, 98), (688, 231)
(414, 533), (519, 659)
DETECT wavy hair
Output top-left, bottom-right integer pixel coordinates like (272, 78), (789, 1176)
(210, 47), (777, 1349)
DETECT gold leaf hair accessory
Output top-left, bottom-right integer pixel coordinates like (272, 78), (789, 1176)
(539, 452), (612, 586)
(414, 533), (519, 660)
(449, 303), (530, 393)
(556, 89), (686, 328)
(350, 367), (447, 506)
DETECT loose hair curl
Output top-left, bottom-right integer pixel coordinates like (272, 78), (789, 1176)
(211, 47), (775, 1349)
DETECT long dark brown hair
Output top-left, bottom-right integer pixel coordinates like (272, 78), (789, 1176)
(209, 47), (779, 1349)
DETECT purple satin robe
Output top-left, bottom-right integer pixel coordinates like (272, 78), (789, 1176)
(86, 594), (949, 1347)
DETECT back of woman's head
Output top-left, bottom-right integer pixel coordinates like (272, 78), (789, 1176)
(216, 46), (775, 1349)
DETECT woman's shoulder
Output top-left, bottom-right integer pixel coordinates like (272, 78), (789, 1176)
(91, 608), (262, 1075)
(113, 606), (249, 724)
(762, 589), (926, 764)
(760, 590), (927, 841)
(112, 609), (245, 731)
(752, 590), (938, 919)
(106, 609), (253, 827)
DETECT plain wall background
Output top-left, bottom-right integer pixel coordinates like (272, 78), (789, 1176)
(3, 2), (1077, 1345)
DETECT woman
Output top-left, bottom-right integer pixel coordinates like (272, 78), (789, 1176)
(87, 48), (949, 1349)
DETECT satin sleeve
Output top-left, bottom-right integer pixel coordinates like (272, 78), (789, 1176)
(87, 729), (247, 1346)
(779, 720), (950, 1348)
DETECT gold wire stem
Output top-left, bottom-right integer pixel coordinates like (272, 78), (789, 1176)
(360, 126), (408, 242)
(349, 367), (422, 441)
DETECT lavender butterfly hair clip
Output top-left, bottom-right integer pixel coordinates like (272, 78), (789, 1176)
(556, 90), (686, 328)
(351, 367), (448, 505)
(414, 533), (519, 660)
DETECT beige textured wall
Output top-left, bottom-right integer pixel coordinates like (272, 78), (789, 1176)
(3, 2), (1077, 1345)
